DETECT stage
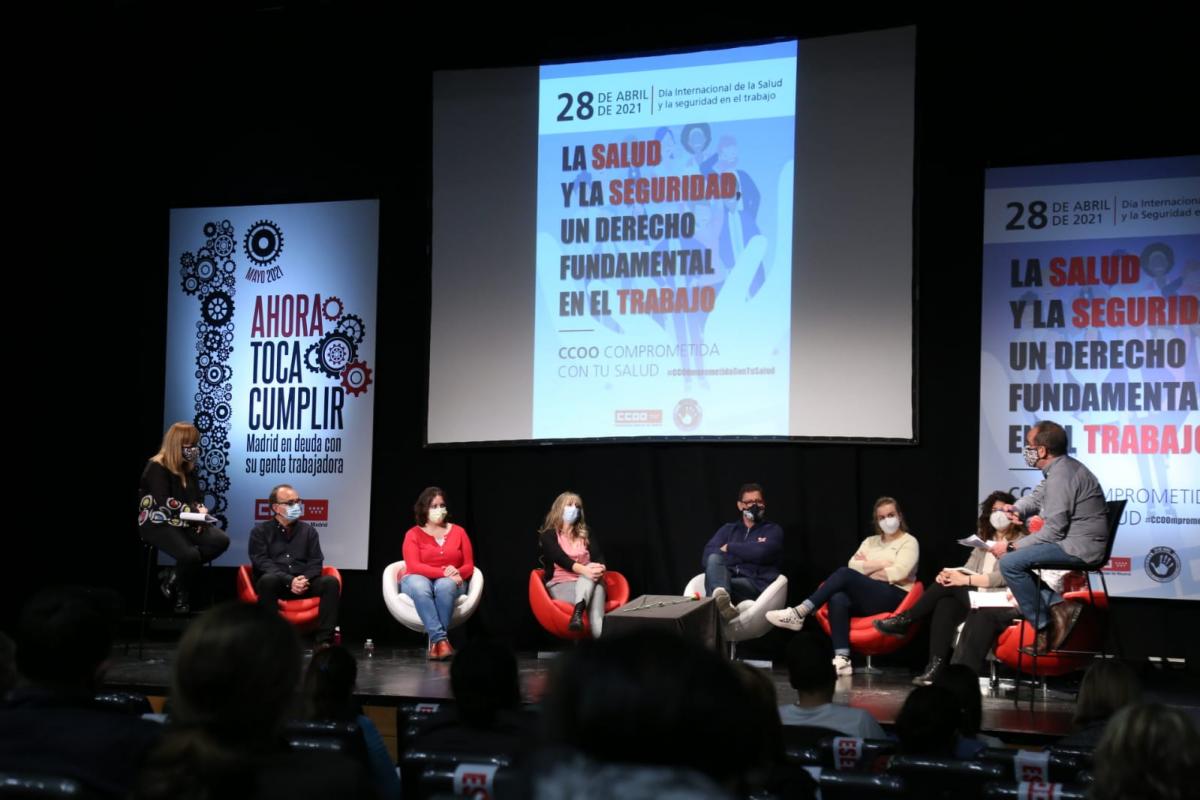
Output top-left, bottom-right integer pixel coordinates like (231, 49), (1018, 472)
(100, 641), (1200, 745)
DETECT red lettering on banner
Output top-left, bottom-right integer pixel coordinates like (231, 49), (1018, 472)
(1085, 424), (1197, 454)
(1048, 254), (1139, 286)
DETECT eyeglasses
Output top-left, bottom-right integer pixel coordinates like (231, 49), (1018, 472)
(275, 498), (303, 506)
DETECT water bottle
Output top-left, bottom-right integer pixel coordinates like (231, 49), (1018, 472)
(333, 626), (342, 646)
(364, 638), (375, 658)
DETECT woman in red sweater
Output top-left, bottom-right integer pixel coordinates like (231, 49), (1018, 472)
(401, 486), (475, 660)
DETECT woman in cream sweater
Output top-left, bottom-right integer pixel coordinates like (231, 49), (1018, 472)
(767, 496), (918, 676)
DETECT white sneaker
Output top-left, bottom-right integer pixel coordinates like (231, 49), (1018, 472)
(712, 588), (739, 623)
(832, 655), (853, 676)
(766, 605), (807, 631)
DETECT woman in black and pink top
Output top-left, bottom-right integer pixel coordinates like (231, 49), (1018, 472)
(539, 491), (608, 638)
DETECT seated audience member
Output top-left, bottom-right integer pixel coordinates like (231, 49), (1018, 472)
(539, 629), (795, 799)
(777, 634), (886, 740)
(303, 646), (401, 799)
(893, 685), (961, 758)
(135, 602), (374, 800)
(0, 587), (162, 799)
(934, 664), (1003, 756)
(408, 638), (537, 758)
(1090, 703), (1199, 800)
(1058, 659), (1142, 748)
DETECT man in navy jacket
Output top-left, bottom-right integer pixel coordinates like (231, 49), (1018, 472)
(702, 483), (784, 621)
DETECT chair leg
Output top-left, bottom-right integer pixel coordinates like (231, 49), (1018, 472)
(1099, 570), (1121, 659)
(138, 544), (155, 660)
(856, 654), (881, 675)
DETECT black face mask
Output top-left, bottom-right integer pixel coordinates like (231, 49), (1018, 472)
(742, 504), (765, 524)
(182, 445), (201, 464)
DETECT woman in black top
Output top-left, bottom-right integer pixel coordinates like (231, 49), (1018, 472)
(539, 491), (608, 638)
(137, 422), (230, 612)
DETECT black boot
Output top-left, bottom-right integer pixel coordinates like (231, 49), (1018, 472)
(873, 612), (913, 638)
(911, 656), (945, 686)
(159, 567), (178, 600)
(173, 588), (191, 615)
(568, 601), (586, 631)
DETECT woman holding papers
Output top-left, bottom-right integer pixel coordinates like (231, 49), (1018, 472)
(873, 490), (1026, 685)
(137, 421), (230, 613)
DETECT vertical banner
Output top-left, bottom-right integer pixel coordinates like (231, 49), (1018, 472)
(166, 200), (379, 569)
(979, 157), (1199, 600)
(534, 41), (797, 438)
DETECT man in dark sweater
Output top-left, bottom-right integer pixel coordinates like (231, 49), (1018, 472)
(701, 483), (784, 621)
(248, 483), (341, 646)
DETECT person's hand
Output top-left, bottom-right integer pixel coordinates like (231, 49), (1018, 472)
(290, 576), (308, 594)
(443, 565), (460, 579)
(584, 563), (605, 581)
(1000, 503), (1022, 524)
(942, 570), (969, 587)
(451, 573), (464, 586)
(935, 569), (953, 586)
(989, 540), (1009, 559)
(868, 570), (890, 582)
(853, 552), (866, 561)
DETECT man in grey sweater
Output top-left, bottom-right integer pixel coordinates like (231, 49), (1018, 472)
(993, 420), (1109, 655)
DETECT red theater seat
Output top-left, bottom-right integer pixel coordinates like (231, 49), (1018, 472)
(813, 581), (926, 665)
(994, 589), (1108, 677)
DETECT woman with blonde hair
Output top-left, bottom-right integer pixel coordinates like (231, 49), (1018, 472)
(767, 496), (919, 676)
(137, 422), (230, 613)
(538, 491), (608, 637)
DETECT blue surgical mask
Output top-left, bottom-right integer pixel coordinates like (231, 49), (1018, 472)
(285, 503), (304, 521)
(562, 505), (580, 524)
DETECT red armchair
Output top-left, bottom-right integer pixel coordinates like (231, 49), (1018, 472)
(528, 569), (630, 640)
(994, 589), (1107, 677)
(813, 581), (926, 669)
(237, 564), (343, 629)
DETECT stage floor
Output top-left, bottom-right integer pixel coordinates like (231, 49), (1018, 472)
(101, 641), (1199, 742)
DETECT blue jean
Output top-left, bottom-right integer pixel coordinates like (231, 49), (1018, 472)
(400, 574), (464, 643)
(806, 567), (907, 652)
(999, 542), (1090, 631)
(704, 553), (760, 604)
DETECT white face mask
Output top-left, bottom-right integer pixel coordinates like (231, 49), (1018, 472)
(990, 510), (1012, 531)
(562, 505), (580, 524)
(879, 516), (901, 535)
(428, 507), (448, 524)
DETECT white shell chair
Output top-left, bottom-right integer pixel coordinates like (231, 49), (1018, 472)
(684, 573), (789, 649)
(383, 560), (484, 638)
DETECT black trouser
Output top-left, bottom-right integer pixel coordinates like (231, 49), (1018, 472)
(139, 523), (230, 594)
(950, 607), (1021, 675)
(255, 573), (340, 644)
(904, 583), (971, 662)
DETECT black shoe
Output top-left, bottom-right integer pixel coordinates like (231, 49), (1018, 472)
(173, 590), (191, 615)
(159, 567), (177, 600)
(911, 656), (945, 686)
(568, 601), (586, 631)
(873, 612), (913, 638)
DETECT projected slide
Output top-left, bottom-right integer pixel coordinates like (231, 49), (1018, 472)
(978, 156), (1200, 600)
(533, 41), (797, 437)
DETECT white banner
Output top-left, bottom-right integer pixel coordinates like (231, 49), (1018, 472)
(165, 200), (379, 569)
